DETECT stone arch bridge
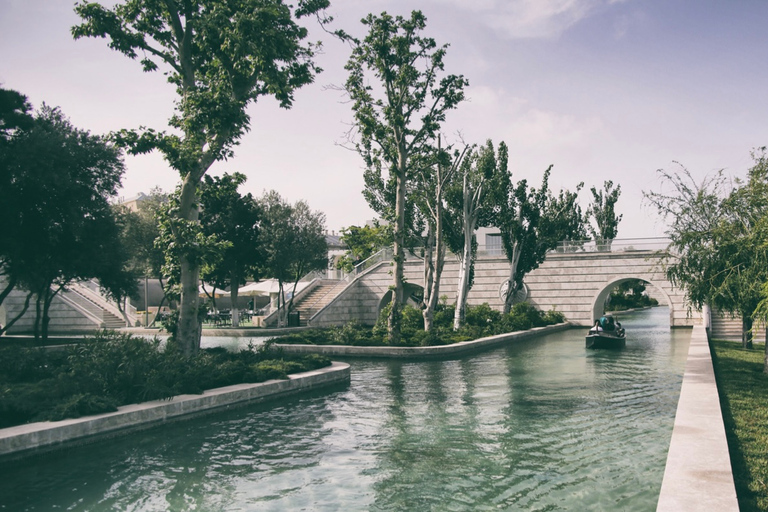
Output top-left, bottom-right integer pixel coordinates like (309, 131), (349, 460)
(307, 238), (699, 328)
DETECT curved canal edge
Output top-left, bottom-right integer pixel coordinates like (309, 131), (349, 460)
(656, 324), (738, 511)
(273, 322), (573, 359)
(0, 362), (351, 462)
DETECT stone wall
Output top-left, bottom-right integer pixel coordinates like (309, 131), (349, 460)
(311, 250), (698, 328)
(1, 284), (101, 334)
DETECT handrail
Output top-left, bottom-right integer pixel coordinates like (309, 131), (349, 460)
(551, 237), (671, 254)
(70, 280), (135, 326)
(58, 290), (104, 327)
(260, 278), (322, 327)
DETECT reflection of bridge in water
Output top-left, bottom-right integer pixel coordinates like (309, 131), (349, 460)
(305, 237), (700, 328)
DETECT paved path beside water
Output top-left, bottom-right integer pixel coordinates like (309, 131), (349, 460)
(656, 324), (738, 511)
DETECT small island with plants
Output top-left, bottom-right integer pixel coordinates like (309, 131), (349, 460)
(271, 301), (566, 348)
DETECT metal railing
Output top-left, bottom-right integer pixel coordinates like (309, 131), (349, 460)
(71, 279), (137, 326)
(551, 238), (672, 254)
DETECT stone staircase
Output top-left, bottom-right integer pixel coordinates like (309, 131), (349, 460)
(292, 280), (348, 326)
(59, 286), (128, 329)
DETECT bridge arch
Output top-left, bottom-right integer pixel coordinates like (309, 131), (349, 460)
(589, 276), (675, 326)
(309, 241), (700, 329)
(378, 283), (425, 314)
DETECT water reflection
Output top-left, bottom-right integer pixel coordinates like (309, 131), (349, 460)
(0, 307), (688, 511)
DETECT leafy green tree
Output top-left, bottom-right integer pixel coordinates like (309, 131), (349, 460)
(587, 180), (622, 250)
(258, 191), (327, 327)
(497, 167), (586, 314)
(0, 88), (34, 317)
(115, 189), (168, 296)
(1, 105), (130, 339)
(199, 173), (261, 327)
(644, 159), (768, 350)
(336, 222), (392, 273)
(73, 0), (332, 355)
(444, 140), (507, 329)
(344, 10), (467, 344)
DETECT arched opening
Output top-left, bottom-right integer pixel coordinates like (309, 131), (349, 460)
(378, 283), (425, 315)
(590, 277), (674, 326)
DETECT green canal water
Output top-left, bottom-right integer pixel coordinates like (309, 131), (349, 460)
(0, 307), (690, 511)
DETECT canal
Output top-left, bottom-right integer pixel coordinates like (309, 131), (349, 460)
(0, 307), (690, 511)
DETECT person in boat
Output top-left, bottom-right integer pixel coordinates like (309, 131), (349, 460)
(592, 319), (603, 331)
(599, 315), (616, 332)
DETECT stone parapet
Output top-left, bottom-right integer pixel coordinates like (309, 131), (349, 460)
(0, 362), (351, 461)
(656, 324), (738, 511)
(274, 322), (572, 359)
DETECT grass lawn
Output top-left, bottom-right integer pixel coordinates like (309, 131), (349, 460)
(711, 339), (768, 512)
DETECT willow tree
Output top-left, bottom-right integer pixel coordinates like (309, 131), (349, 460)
(344, 10), (467, 344)
(73, 0), (331, 355)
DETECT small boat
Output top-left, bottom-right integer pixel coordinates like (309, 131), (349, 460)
(586, 315), (626, 349)
(586, 329), (626, 349)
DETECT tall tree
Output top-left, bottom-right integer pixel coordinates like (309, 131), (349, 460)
(73, 0), (332, 356)
(344, 10), (467, 344)
(1, 105), (130, 339)
(258, 191), (327, 327)
(587, 180), (622, 250)
(643, 163), (760, 345)
(498, 167), (586, 314)
(0, 88), (34, 318)
(444, 140), (506, 330)
(199, 173), (261, 327)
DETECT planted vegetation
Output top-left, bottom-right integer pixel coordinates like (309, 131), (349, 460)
(273, 301), (566, 347)
(0, 332), (330, 429)
(710, 339), (768, 511)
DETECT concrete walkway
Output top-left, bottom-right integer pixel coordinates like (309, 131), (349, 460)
(656, 324), (738, 511)
(0, 362), (350, 461)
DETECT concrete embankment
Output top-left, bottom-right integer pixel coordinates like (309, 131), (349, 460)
(0, 362), (350, 461)
(273, 322), (572, 359)
(656, 323), (738, 511)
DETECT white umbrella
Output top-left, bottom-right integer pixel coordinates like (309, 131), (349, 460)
(238, 279), (310, 296)
(199, 283), (229, 298)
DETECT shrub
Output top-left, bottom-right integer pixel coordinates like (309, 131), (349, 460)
(0, 332), (332, 428)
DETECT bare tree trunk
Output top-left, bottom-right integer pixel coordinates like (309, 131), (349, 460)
(41, 286), (60, 342)
(230, 270), (240, 328)
(454, 170), (476, 330)
(454, 228), (473, 330)
(503, 244), (522, 314)
(423, 227), (435, 331)
(742, 315), (754, 349)
(0, 291), (32, 335)
(764, 327), (768, 374)
(389, 163), (407, 345)
(0, 275), (17, 309)
(176, 175), (202, 356)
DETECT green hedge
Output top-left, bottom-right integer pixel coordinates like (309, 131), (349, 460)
(0, 332), (330, 429)
(273, 301), (566, 347)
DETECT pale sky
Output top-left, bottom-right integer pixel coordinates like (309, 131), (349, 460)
(2, 0), (768, 238)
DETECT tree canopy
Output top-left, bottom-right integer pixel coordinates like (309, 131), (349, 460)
(587, 180), (622, 249)
(258, 191), (327, 327)
(199, 172), (261, 327)
(645, 154), (768, 352)
(73, 0), (332, 355)
(344, 10), (467, 343)
(0, 103), (130, 338)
